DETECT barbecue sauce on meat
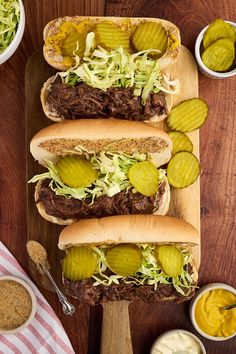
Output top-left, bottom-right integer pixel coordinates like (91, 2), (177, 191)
(37, 179), (166, 220)
(46, 78), (167, 121)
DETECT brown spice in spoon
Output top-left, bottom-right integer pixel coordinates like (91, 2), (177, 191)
(26, 240), (48, 268)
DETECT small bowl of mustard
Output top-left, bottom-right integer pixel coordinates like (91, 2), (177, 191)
(190, 283), (236, 341)
(0, 275), (37, 334)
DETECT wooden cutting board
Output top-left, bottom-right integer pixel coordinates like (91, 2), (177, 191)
(25, 45), (199, 354)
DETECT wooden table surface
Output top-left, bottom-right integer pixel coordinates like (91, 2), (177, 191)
(0, 1), (235, 353)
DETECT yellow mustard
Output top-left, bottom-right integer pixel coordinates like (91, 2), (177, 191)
(195, 289), (236, 337)
(45, 21), (92, 68)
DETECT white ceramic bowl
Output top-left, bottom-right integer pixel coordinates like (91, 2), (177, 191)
(0, 275), (37, 334)
(0, 0), (25, 65)
(150, 329), (206, 354)
(195, 20), (236, 79)
(190, 283), (236, 341)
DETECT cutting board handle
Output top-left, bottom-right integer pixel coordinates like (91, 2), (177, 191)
(100, 301), (133, 354)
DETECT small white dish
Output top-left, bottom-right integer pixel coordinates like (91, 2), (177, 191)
(189, 282), (236, 341)
(0, 275), (37, 334)
(150, 329), (206, 354)
(0, 0), (25, 65)
(195, 20), (236, 79)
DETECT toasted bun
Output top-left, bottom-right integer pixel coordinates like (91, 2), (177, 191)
(43, 16), (181, 71)
(34, 180), (76, 225)
(40, 75), (173, 123)
(30, 119), (172, 167)
(34, 176), (170, 225)
(58, 215), (200, 249)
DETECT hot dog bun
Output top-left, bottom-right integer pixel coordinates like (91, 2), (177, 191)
(58, 215), (199, 304)
(30, 120), (172, 225)
(30, 119), (173, 167)
(43, 16), (181, 71)
(58, 214), (199, 249)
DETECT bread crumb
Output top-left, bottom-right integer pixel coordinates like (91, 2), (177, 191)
(0, 280), (32, 330)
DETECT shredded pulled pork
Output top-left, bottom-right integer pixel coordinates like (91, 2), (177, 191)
(46, 78), (167, 121)
(37, 179), (166, 220)
(64, 275), (195, 305)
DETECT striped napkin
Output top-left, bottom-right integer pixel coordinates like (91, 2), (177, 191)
(0, 241), (75, 354)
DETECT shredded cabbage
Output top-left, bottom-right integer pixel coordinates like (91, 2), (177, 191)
(58, 32), (179, 104)
(0, 0), (20, 54)
(90, 244), (195, 296)
(29, 151), (166, 203)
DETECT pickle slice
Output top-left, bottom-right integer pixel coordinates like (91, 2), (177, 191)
(168, 131), (193, 156)
(167, 151), (200, 188)
(155, 245), (184, 277)
(63, 247), (97, 281)
(203, 19), (236, 49)
(60, 21), (91, 58)
(128, 161), (159, 196)
(56, 155), (98, 188)
(132, 22), (168, 58)
(94, 21), (130, 51)
(106, 245), (142, 277)
(167, 98), (208, 132)
(202, 38), (235, 72)
(61, 31), (87, 58)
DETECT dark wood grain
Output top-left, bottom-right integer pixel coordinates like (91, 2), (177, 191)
(0, 1), (236, 354)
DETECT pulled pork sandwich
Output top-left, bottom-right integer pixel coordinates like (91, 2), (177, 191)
(41, 25), (179, 123)
(29, 119), (173, 225)
(58, 215), (199, 305)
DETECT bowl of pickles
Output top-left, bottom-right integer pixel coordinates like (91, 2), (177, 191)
(195, 19), (236, 79)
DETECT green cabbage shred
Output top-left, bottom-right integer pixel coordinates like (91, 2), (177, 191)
(28, 151), (166, 204)
(58, 32), (179, 104)
(91, 244), (196, 296)
(0, 0), (20, 54)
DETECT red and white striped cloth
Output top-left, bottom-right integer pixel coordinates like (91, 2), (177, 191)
(0, 241), (75, 354)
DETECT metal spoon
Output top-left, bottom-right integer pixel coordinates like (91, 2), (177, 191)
(27, 240), (75, 316)
(38, 263), (75, 316)
(221, 303), (236, 310)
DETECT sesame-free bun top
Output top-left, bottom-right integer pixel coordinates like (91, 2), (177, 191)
(58, 215), (200, 250)
(30, 119), (173, 167)
(43, 16), (181, 71)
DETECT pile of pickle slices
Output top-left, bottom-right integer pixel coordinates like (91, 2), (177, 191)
(201, 19), (236, 72)
(46, 19), (172, 66)
(63, 244), (185, 281)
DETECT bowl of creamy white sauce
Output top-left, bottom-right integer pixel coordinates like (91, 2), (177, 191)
(150, 329), (206, 354)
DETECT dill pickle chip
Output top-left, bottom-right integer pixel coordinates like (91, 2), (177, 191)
(203, 19), (236, 49)
(167, 151), (200, 188)
(167, 98), (208, 132)
(63, 247), (97, 281)
(56, 155), (98, 188)
(128, 161), (159, 196)
(168, 131), (193, 155)
(132, 22), (168, 58)
(60, 21), (91, 58)
(61, 30), (87, 58)
(155, 245), (184, 277)
(202, 38), (235, 72)
(106, 245), (142, 277)
(94, 21), (130, 51)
